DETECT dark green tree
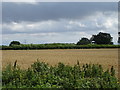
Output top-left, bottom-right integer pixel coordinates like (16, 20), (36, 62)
(118, 37), (120, 44)
(90, 32), (113, 44)
(77, 37), (91, 45)
(9, 41), (21, 46)
(118, 32), (120, 44)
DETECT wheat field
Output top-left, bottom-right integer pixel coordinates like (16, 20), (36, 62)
(2, 49), (119, 76)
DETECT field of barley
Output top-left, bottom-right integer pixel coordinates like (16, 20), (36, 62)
(2, 49), (119, 77)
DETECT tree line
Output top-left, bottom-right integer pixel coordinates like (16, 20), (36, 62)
(1, 32), (120, 50)
(77, 32), (113, 45)
(10, 32), (114, 46)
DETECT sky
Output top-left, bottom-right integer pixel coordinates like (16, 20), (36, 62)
(1, 2), (118, 45)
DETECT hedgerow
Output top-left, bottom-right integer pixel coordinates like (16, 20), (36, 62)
(1, 44), (120, 50)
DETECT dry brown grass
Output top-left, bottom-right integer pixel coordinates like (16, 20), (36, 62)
(2, 49), (118, 76)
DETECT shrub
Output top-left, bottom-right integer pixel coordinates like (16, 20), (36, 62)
(2, 61), (120, 88)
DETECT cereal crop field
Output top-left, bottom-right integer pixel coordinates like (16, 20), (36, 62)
(2, 49), (118, 75)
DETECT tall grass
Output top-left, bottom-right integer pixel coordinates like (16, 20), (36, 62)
(2, 60), (120, 88)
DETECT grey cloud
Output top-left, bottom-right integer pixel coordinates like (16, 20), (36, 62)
(2, 2), (118, 45)
(1, 19), (105, 35)
(2, 9), (117, 35)
(2, 2), (117, 23)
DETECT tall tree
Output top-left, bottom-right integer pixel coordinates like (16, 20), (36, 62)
(90, 32), (113, 44)
(77, 37), (91, 45)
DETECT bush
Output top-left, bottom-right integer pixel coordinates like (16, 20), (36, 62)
(2, 60), (120, 88)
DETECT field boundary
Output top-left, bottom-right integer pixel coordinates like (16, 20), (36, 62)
(1, 44), (120, 50)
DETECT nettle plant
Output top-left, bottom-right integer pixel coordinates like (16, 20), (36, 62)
(2, 60), (120, 88)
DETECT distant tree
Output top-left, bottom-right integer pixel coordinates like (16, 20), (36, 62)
(90, 32), (113, 44)
(77, 37), (91, 45)
(119, 32), (120, 35)
(118, 37), (120, 44)
(118, 32), (120, 44)
(9, 41), (21, 46)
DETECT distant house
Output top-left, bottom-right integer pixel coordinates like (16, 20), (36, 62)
(90, 35), (96, 44)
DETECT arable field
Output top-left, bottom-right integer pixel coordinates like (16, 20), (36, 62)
(2, 49), (119, 76)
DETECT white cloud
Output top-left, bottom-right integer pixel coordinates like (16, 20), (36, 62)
(69, 21), (86, 27)
(103, 18), (118, 29)
(29, 32), (58, 37)
(3, 0), (38, 4)
(3, 20), (56, 32)
(3, 22), (25, 32)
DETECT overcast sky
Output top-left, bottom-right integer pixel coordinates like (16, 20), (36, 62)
(2, 2), (118, 45)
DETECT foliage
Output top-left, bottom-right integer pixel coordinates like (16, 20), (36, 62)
(2, 60), (120, 89)
(1, 44), (120, 50)
(90, 32), (113, 44)
(118, 37), (120, 44)
(9, 41), (21, 46)
(77, 38), (91, 45)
